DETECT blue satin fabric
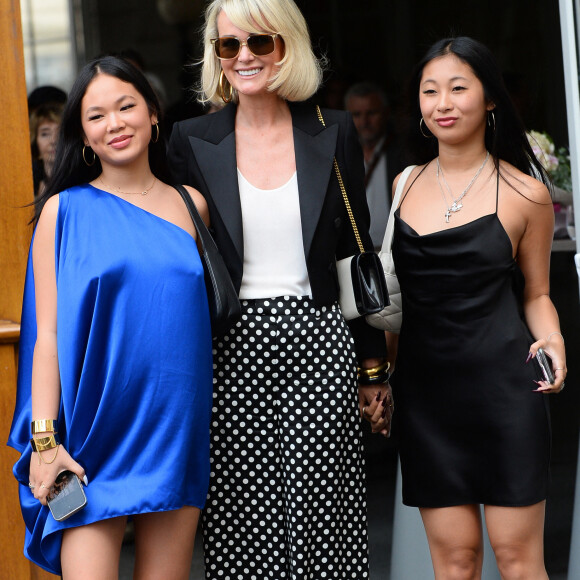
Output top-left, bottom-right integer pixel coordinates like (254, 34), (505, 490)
(8, 184), (213, 575)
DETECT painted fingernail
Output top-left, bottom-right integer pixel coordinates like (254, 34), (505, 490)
(376, 391), (382, 401)
(382, 396), (389, 407)
(83, 475), (88, 486)
(381, 406), (388, 419)
(525, 352), (533, 363)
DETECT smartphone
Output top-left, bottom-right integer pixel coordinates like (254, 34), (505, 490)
(47, 470), (87, 521)
(535, 348), (555, 384)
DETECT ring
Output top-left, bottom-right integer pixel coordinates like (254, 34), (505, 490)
(28, 483), (35, 490)
(40, 483), (47, 489)
(362, 406), (368, 418)
(555, 368), (565, 371)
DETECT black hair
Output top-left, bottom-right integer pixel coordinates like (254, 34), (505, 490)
(27, 85), (67, 112)
(117, 48), (145, 70)
(344, 81), (389, 108)
(34, 56), (170, 222)
(402, 36), (551, 189)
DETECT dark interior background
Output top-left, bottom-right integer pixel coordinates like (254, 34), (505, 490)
(299, 0), (566, 141)
(91, 0), (568, 148)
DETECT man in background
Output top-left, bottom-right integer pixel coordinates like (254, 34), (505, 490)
(345, 82), (399, 249)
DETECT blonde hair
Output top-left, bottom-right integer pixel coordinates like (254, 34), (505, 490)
(199, 0), (324, 106)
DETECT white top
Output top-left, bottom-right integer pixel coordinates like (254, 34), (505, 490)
(365, 136), (390, 250)
(238, 169), (312, 299)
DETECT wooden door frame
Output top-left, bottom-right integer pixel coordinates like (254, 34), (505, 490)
(0, 1), (57, 577)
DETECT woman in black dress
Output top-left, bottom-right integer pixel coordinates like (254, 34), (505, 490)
(388, 37), (566, 579)
(167, 0), (390, 578)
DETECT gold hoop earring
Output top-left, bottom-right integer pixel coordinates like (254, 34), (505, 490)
(419, 118), (431, 138)
(218, 70), (233, 104)
(82, 145), (96, 167)
(487, 110), (496, 133)
(151, 122), (160, 143)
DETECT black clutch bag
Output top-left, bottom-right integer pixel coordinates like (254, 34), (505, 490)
(174, 184), (241, 338)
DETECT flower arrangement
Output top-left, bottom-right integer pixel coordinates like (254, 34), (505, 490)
(527, 130), (572, 192)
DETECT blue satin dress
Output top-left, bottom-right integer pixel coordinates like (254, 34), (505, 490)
(8, 184), (213, 575)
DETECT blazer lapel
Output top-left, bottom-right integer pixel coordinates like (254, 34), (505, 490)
(291, 104), (339, 259)
(187, 104), (338, 264)
(187, 107), (243, 261)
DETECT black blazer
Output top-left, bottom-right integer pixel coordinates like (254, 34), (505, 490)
(167, 101), (386, 360)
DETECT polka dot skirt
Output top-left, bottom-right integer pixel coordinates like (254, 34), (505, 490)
(203, 296), (369, 579)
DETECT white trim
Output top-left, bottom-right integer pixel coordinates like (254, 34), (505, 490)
(559, 0), (580, 256)
(559, 0), (580, 574)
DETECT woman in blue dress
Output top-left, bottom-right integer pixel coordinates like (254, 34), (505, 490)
(8, 56), (213, 578)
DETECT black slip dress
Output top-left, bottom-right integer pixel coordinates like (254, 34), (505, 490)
(392, 169), (551, 507)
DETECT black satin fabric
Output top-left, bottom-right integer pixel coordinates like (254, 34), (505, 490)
(392, 211), (551, 507)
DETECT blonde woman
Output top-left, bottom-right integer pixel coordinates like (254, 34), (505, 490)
(168, 0), (391, 578)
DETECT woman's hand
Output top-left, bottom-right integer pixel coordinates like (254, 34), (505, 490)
(29, 446), (87, 506)
(359, 382), (394, 437)
(528, 333), (567, 394)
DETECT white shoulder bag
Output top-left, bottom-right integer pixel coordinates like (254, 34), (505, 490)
(365, 165), (416, 333)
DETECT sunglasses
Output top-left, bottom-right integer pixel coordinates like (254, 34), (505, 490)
(211, 33), (280, 60)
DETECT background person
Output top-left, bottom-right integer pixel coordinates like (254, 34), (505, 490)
(29, 103), (63, 197)
(345, 81), (400, 249)
(9, 56), (213, 579)
(388, 36), (566, 579)
(168, 0), (391, 578)
(27, 85), (67, 114)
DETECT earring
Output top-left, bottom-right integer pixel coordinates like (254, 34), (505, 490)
(487, 110), (496, 133)
(218, 70), (233, 104)
(151, 122), (160, 143)
(82, 145), (96, 167)
(419, 118), (431, 138)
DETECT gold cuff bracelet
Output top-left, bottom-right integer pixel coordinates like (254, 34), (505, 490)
(30, 433), (61, 452)
(31, 419), (58, 435)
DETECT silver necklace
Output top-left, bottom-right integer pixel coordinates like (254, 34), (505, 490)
(436, 151), (490, 222)
(99, 176), (156, 196)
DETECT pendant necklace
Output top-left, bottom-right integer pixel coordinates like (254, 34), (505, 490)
(436, 151), (490, 222)
(99, 175), (156, 196)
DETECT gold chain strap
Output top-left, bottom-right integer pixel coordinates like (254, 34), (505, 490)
(316, 105), (365, 254)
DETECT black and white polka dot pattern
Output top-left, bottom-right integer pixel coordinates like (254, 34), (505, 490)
(203, 296), (369, 579)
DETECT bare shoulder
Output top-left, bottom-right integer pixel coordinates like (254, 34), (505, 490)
(33, 195), (60, 268)
(40, 194), (60, 216)
(500, 161), (551, 205)
(392, 163), (427, 198)
(35, 195), (60, 234)
(182, 185), (209, 226)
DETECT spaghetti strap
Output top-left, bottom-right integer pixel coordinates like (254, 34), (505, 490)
(399, 162), (431, 209)
(495, 168), (500, 213)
